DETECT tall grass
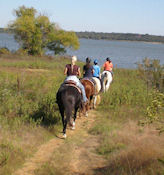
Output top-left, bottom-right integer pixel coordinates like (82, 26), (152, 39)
(91, 66), (164, 175)
(0, 54), (84, 174)
(0, 54), (163, 174)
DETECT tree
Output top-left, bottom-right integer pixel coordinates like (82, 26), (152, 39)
(138, 58), (164, 93)
(9, 6), (79, 55)
(47, 30), (80, 54)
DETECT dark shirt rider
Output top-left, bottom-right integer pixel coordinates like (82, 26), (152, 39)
(83, 57), (94, 78)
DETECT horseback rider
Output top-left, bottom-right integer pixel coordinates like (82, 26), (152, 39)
(64, 56), (88, 103)
(83, 57), (94, 78)
(103, 57), (113, 75)
(93, 59), (101, 79)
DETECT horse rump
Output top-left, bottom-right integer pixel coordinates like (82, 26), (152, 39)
(56, 85), (82, 138)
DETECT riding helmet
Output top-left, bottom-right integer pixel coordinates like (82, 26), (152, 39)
(94, 59), (98, 64)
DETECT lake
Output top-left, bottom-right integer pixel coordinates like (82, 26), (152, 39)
(0, 33), (164, 68)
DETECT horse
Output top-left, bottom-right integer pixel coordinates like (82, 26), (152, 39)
(80, 79), (94, 116)
(56, 83), (82, 138)
(92, 77), (101, 107)
(80, 77), (101, 116)
(101, 71), (113, 92)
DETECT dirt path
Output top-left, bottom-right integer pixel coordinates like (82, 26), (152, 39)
(13, 111), (107, 175)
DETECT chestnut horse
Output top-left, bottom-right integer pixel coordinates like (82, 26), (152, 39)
(81, 77), (101, 116)
(80, 79), (94, 116)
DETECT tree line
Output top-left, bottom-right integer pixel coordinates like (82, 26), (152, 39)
(76, 31), (164, 43)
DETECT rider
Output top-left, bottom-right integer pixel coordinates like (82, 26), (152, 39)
(64, 56), (88, 103)
(83, 57), (94, 78)
(103, 57), (113, 74)
(93, 59), (101, 79)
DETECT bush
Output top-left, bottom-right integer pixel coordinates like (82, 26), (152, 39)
(138, 58), (164, 93)
(0, 47), (10, 55)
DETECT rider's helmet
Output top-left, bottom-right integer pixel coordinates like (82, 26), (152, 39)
(86, 57), (91, 63)
(94, 59), (98, 65)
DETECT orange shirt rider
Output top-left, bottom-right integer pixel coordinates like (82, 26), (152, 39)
(103, 58), (113, 72)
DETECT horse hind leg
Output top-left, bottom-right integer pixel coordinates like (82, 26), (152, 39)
(106, 80), (111, 91)
(72, 107), (78, 130)
(63, 119), (67, 138)
(63, 104), (74, 137)
(90, 95), (94, 109)
(58, 106), (66, 138)
(93, 95), (97, 109)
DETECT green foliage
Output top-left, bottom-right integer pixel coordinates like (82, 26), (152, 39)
(47, 30), (80, 55)
(138, 58), (164, 92)
(30, 92), (61, 126)
(99, 69), (149, 111)
(90, 65), (164, 175)
(97, 141), (125, 156)
(0, 55), (82, 173)
(9, 6), (79, 55)
(0, 47), (10, 55)
(89, 119), (118, 135)
(146, 91), (164, 123)
(14, 48), (28, 55)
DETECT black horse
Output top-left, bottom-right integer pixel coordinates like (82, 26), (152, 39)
(56, 84), (82, 138)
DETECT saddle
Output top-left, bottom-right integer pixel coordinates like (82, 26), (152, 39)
(105, 70), (113, 77)
(64, 80), (82, 94)
(81, 78), (96, 94)
(82, 78), (95, 86)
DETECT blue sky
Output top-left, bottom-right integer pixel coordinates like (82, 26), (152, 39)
(1, 0), (164, 35)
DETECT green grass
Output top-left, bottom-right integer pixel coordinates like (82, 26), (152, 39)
(0, 54), (85, 174)
(0, 54), (163, 174)
(90, 68), (164, 175)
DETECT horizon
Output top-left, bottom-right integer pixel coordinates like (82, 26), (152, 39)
(0, 0), (164, 36)
(1, 27), (164, 37)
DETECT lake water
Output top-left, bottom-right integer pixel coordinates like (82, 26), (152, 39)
(0, 33), (164, 68)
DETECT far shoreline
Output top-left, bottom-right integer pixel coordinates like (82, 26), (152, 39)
(0, 31), (164, 45)
(78, 37), (164, 45)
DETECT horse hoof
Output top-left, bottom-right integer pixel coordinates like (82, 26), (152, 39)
(63, 134), (67, 138)
(85, 113), (88, 117)
(72, 126), (75, 130)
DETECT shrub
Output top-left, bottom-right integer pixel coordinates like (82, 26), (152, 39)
(0, 47), (10, 55)
(138, 58), (164, 93)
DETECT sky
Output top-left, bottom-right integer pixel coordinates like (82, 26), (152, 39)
(0, 0), (164, 36)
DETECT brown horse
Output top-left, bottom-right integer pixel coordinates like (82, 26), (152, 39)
(80, 78), (95, 116)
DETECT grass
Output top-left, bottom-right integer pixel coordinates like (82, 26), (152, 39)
(0, 54), (85, 174)
(90, 68), (164, 175)
(0, 53), (163, 174)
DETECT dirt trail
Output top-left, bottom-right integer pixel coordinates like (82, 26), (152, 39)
(13, 139), (63, 175)
(70, 135), (107, 175)
(13, 111), (107, 175)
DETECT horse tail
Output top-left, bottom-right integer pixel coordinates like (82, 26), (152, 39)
(100, 77), (104, 93)
(100, 72), (107, 92)
(64, 99), (74, 125)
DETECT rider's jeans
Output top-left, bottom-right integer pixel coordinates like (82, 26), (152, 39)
(64, 76), (87, 102)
